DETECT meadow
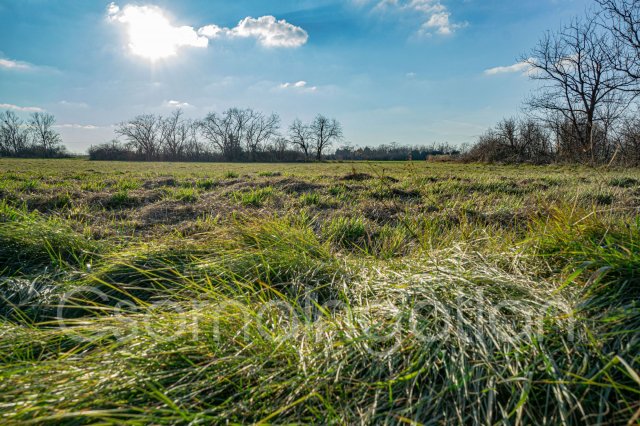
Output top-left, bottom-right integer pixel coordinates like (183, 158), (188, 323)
(0, 158), (639, 425)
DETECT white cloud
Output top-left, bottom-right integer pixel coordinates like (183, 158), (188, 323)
(198, 24), (224, 38)
(375, 0), (445, 14)
(164, 100), (193, 108)
(54, 124), (100, 130)
(484, 59), (534, 76)
(107, 3), (208, 60)
(108, 3), (309, 59)
(419, 11), (465, 36)
(362, 0), (465, 36)
(59, 100), (89, 108)
(107, 3), (120, 16)
(0, 58), (32, 70)
(227, 16), (308, 48)
(279, 80), (317, 91)
(0, 103), (44, 112)
(199, 16), (308, 48)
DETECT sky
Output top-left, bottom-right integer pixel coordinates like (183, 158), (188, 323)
(0, 0), (592, 153)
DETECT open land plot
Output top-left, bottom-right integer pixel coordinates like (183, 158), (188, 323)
(1, 158), (639, 424)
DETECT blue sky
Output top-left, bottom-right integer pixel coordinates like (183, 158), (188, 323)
(0, 0), (591, 153)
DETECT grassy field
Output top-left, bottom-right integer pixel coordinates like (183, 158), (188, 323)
(0, 158), (639, 425)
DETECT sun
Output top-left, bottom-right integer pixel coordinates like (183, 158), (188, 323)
(108, 3), (208, 61)
(124, 7), (178, 60)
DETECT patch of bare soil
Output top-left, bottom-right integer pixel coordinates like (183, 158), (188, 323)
(25, 193), (73, 212)
(340, 172), (373, 181)
(89, 189), (165, 210)
(463, 208), (539, 230)
(218, 178), (244, 188)
(362, 206), (398, 224)
(272, 178), (323, 193)
(382, 176), (400, 183)
(142, 178), (177, 189)
(137, 201), (198, 226)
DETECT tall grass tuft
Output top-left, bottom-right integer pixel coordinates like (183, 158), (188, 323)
(0, 201), (99, 274)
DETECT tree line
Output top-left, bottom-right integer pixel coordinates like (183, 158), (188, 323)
(334, 143), (460, 161)
(465, 0), (640, 166)
(0, 111), (67, 158)
(89, 109), (344, 162)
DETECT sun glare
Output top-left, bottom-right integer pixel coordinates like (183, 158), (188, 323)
(108, 3), (208, 61)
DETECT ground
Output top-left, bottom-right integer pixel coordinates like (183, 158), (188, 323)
(0, 158), (639, 424)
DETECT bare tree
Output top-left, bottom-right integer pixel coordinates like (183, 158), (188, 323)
(116, 114), (161, 161)
(496, 118), (518, 156)
(464, 117), (553, 164)
(244, 111), (280, 160)
(198, 108), (255, 161)
(272, 137), (289, 160)
(597, 0), (640, 81)
(28, 112), (63, 158)
(310, 115), (343, 161)
(524, 16), (637, 164)
(618, 114), (640, 165)
(519, 118), (553, 161)
(492, 118), (552, 162)
(288, 119), (312, 160)
(160, 110), (197, 160)
(184, 122), (205, 160)
(0, 111), (29, 156)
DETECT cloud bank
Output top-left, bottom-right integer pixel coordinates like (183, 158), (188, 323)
(54, 124), (100, 130)
(0, 103), (44, 112)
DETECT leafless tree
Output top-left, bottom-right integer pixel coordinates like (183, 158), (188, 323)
(524, 16), (637, 164)
(116, 114), (161, 161)
(310, 115), (343, 161)
(244, 111), (280, 160)
(288, 119), (312, 160)
(198, 108), (256, 161)
(617, 114), (640, 165)
(493, 118), (552, 162)
(496, 118), (518, 153)
(464, 118), (553, 164)
(272, 137), (289, 160)
(28, 112), (63, 158)
(0, 111), (29, 156)
(159, 110), (197, 160)
(597, 0), (640, 81)
(519, 118), (553, 160)
(184, 123), (206, 160)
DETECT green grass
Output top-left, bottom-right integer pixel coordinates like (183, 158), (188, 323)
(195, 178), (217, 190)
(233, 186), (274, 207)
(106, 190), (139, 209)
(325, 215), (369, 250)
(0, 158), (639, 424)
(257, 170), (282, 177)
(299, 191), (321, 206)
(169, 187), (199, 203)
(0, 201), (99, 274)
